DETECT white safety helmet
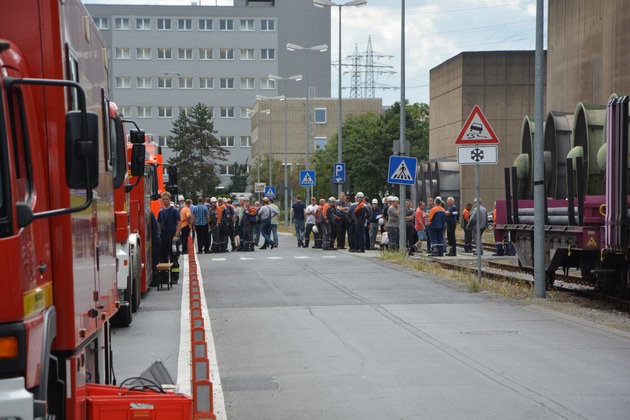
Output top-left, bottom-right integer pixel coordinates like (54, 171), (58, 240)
(312, 225), (319, 234)
(210, 197), (218, 203)
(372, 198), (378, 204)
(355, 192), (364, 199)
(378, 218), (385, 226)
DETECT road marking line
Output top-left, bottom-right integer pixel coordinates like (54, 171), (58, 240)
(267, 257), (282, 260)
(212, 258), (226, 261)
(322, 255), (337, 258)
(294, 256), (309, 259)
(239, 257), (255, 260)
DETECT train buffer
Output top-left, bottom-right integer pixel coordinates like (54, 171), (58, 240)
(156, 263), (173, 290)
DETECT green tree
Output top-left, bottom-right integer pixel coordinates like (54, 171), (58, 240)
(227, 158), (249, 192)
(312, 101), (429, 200)
(168, 103), (227, 198)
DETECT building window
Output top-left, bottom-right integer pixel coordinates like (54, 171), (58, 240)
(240, 48), (254, 60)
(157, 18), (171, 30)
(136, 77), (152, 89)
(115, 48), (130, 59)
(220, 107), (234, 118)
(219, 48), (234, 60)
(178, 77), (193, 89)
(179, 106), (192, 116)
(220, 77), (234, 89)
(315, 108), (327, 124)
(157, 48), (172, 60)
(158, 136), (170, 147)
(199, 48), (213, 60)
(199, 19), (213, 31)
(240, 107), (251, 118)
(314, 137), (327, 150)
(94, 17), (109, 30)
(119, 106), (131, 117)
(178, 48), (193, 60)
(136, 18), (151, 30)
(260, 19), (275, 31)
(241, 136), (251, 147)
(260, 77), (275, 90)
(219, 164), (234, 175)
(158, 106), (173, 118)
(240, 78), (255, 90)
(114, 18), (130, 30)
(136, 48), (151, 60)
(220, 136), (235, 147)
(260, 49), (275, 60)
(199, 77), (214, 89)
(240, 19), (254, 31)
(219, 19), (233, 31)
(137, 106), (152, 118)
(178, 19), (192, 31)
(115, 77), (130, 88)
(158, 77), (172, 89)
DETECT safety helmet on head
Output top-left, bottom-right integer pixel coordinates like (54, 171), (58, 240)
(372, 198), (378, 204)
(328, 197), (336, 202)
(355, 192), (364, 199)
(210, 197), (217, 203)
(178, 195), (185, 202)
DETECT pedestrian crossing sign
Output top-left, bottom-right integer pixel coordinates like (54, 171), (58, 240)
(264, 186), (276, 198)
(388, 156), (417, 185)
(300, 170), (316, 187)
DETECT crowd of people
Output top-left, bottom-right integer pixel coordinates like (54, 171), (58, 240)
(154, 191), (514, 264)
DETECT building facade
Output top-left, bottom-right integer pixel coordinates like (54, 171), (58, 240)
(248, 97), (382, 184)
(429, 51), (541, 207)
(86, 0), (330, 188)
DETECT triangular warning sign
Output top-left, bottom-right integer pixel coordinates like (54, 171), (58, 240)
(455, 105), (500, 145)
(391, 160), (413, 181)
(301, 173), (314, 185)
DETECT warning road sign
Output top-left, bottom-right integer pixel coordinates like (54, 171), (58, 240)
(388, 156), (417, 185)
(455, 105), (500, 145)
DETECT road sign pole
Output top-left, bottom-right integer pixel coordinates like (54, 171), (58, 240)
(476, 163), (482, 283)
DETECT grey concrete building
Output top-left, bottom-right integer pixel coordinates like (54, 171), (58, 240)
(86, 0), (330, 188)
(429, 51), (540, 207)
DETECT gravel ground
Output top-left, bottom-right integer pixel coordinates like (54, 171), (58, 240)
(392, 254), (630, 334)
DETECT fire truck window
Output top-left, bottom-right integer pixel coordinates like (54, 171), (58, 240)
(8, 88), (33, 202)
(66, 45), (80, 110)
(0, 103), (8, 229)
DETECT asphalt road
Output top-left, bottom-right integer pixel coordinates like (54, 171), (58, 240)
(200, 232), (630, 420)
(112, 231), (630, 419)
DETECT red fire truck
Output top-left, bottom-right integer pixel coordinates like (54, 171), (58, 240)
(0, 0), (134, 417)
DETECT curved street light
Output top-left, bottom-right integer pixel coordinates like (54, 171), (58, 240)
(313, 0), (367, 196)
(268, 74), (303, 226)
(285, 43), (328, 180)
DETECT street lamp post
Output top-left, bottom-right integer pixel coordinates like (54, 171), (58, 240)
(256, 95), (285, 188)
(247, 108), (271, 198)
(286, 43), (328, 183)
(269, 74), (303, 227)
(314, 0), (367, 197)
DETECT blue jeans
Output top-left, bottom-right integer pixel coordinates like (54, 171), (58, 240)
(260, 220), (273, 246)
(271, 223), (278, 246)
(294, 219), (305, 243)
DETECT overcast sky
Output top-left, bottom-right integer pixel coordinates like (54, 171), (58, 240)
(84, 0), (547, 106)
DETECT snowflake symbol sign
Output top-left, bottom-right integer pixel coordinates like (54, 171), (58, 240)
(470, 148), (484, 162)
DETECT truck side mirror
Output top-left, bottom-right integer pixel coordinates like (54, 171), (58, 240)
(130, 144), (145, 177)
(130, 129), (145, 144)
(65, 111), (99, 189)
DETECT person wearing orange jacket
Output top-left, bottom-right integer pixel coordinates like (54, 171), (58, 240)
(428, 196), (447, 256)
(491, 202), (504, 256)
(322, 197), (337, 250)
(461, 202), (473, 252)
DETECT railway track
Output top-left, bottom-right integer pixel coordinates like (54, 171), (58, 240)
(431, 256), (630, 313)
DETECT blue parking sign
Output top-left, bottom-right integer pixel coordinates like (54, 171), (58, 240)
(333, 163), (345, 184)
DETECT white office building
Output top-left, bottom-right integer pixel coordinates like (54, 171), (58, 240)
(87, 0), (331, 188)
